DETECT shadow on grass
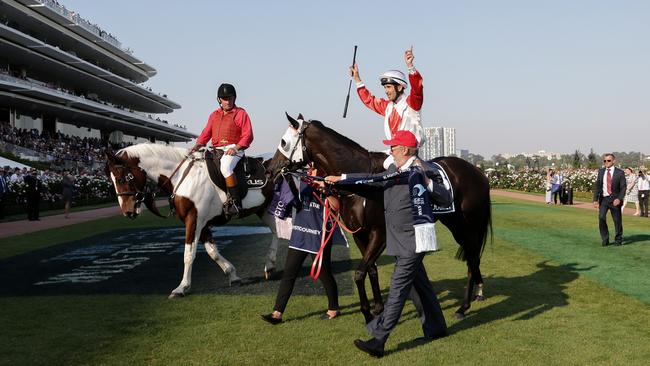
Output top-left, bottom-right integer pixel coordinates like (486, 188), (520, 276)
(438, 261), (589, 332)
(624, 234), (650, 245)
(380, 261), (590, 356)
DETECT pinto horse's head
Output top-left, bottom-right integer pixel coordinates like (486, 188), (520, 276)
(267, 112), (311, 177)
(105, 151), (153, 219)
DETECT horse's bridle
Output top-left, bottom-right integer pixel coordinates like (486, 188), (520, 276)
(282, 121), (312, 175)
(112, 163), (148, 209)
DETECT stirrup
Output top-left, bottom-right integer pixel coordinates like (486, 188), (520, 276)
(224, 200), (241, 218)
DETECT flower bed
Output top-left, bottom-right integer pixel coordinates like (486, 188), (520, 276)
(486, 169), (598, 193)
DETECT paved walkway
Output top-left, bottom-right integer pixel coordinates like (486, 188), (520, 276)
(0, 206), (124, 239)
(491, 189), (642, 216)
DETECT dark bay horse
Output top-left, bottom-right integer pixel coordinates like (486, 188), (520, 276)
(267, 114), (491, 322)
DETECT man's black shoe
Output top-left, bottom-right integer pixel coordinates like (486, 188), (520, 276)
(602, 242), (609, 247)
(260, 313), (282, 325)
(353, 338), (385, 358)
(415, 331), (448, 343)
(614, 241), (623, 246)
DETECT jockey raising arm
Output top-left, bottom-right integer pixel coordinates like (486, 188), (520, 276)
(191, 83), (253, 216)
(351, 47), (425, 168)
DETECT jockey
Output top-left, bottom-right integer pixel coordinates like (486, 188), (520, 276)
(350, 47), (424, 169)
(191, 83), (253, 216)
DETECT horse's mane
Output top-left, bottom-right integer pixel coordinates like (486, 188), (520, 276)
(309, 120), (369, 153)
(118, 143), (187, 163)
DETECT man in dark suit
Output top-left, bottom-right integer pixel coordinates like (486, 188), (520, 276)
(0, 168), (8, 219)
(592, 153), (626, 246)
(24, 169), (42, 221)
(326, 130), (450, 358)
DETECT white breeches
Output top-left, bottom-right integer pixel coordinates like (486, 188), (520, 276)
(216, 144), (244, 177)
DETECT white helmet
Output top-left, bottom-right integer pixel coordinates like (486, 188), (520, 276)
(380, 70), (407, 88)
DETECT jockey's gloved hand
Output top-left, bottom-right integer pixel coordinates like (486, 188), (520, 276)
(190, 144), (204, 153)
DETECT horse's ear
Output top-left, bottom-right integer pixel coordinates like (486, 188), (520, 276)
(297, 113), (304, 121)
(105, 151), (117, 164)
(285, 112), (300, 129)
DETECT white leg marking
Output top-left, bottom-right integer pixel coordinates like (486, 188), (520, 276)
(204, 241), (241, 286)
(171, 242), (197, 296)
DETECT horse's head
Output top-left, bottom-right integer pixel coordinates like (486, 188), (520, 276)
(105, 151), (150, 219)
(267, 112), (312, 177)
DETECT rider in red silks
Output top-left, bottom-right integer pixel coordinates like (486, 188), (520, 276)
(350, 47), (425, 169)
(191, 83), (253, 216)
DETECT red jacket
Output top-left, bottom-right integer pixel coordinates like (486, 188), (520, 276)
(196, 106), (253, 148)
(357, 70), (424, 140)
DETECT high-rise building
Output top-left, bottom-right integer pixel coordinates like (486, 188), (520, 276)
(0, 0), (195, 144)
(421, 126), (456, 160)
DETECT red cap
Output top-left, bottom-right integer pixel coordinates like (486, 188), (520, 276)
(382, 130), (418, 148)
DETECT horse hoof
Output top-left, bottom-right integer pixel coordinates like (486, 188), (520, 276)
(168, 292), (185, 299)
(371, 307), (384, 316)
(229, 278), (242, 286)
(474, 295), (486, 301)
(454, 312), (465, 320)
(264, 269), (275, 280)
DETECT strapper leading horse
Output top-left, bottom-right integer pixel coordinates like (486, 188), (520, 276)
(105, 143), (280, 297)
(267, 114), (492, 322)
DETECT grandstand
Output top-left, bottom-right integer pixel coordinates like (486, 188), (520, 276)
(0, 0), (195, 155)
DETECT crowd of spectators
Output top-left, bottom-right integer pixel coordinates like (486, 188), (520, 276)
(0, 123), (124, 170)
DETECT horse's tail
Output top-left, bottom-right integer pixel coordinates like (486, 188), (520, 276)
(454, 184), (492, 261)
(480, 191), (493, 258)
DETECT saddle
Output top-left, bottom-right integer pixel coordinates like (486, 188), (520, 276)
(204, 149), (268, 199)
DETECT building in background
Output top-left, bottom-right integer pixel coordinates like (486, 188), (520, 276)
(0, 0), (195, 144)
(421, 126), (456, 160)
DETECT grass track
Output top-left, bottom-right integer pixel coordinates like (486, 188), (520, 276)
(1, 196), (650, 365)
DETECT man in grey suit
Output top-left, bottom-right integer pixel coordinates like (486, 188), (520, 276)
(592, 153), (627, 246)
(325, 130), (450, 358)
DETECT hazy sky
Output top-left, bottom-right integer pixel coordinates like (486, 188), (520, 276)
(63, 0), (650, 157)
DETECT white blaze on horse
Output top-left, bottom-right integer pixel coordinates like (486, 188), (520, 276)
(105, 143), (280, 298)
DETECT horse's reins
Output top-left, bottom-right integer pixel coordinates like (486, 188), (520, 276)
(165, 154), (201, 217)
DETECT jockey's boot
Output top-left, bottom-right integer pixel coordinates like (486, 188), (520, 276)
(225, 174), (242, 218)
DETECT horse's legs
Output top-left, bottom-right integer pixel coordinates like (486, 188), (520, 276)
(354, 262), (373, 324)
(368, 264), (383, 315)
(260, 213), (279, 279)
(169, 240), (198, 298)
(202, 227), (241, 286)
(352, 233), (374, 324)
(366, 230), (386, 316)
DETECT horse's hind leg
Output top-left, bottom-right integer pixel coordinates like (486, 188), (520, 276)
(456, 254), (483, 319)
(201, 227), (241, 286)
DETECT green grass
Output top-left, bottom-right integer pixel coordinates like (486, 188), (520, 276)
(1, 198), (650, 365)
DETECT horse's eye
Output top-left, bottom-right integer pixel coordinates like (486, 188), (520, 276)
(117, 178), (125, 184)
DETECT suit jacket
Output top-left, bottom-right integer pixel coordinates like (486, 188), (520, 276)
(345, 158), (451, 257)
(593, 167), (626, 203)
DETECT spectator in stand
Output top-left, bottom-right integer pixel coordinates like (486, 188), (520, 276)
(638, 170), (650, 218)
(623, 167), (640, 216)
